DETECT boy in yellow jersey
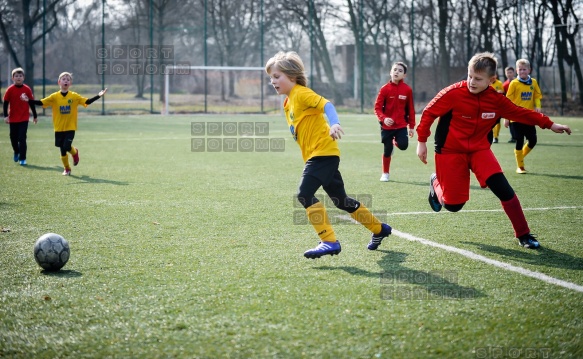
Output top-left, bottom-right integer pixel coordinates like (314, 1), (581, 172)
(23, 72), (107, 175)
(265, 51), (392, 258)
(490, 74), (504, 143)
(504, 59), (542, 174)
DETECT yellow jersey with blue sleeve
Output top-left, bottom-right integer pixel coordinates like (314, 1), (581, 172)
(505, 77), (542, 111)
(284, 85), (340, 162)
(41, 91), (89, 132)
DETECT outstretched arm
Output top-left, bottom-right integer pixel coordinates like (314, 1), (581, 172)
(85, 88), (108, 105)
(550, 123), (571, 135)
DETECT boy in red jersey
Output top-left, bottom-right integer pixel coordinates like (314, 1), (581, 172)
(374, 62), (415, 181)
(265, 51), (392, 258)
(416, 52), (571, 249)
(23, 72), (107, 176)
(3, 68), (37, 165)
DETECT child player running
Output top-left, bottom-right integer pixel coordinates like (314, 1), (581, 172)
(505, 59), (542, 174)
(374, 62), (415, 181)
(265, 51), (392, 258)
(3, 67), (37, 165)
(23, 72), (107, 176)
(416, 52), (571, 249)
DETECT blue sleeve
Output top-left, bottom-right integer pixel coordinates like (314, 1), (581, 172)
(324, 102), (340, 126)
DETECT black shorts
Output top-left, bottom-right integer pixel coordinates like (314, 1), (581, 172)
(55, 131), (76, 151)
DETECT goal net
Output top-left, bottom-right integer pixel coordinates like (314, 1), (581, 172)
(163, 66), (279, 115)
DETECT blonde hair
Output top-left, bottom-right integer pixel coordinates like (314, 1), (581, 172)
(11, 68), (24, 77)
(58, 72), (73, 81)
(515, 59), (531, 69)
(468, 52), (498, 77)
(265, 51), (307, 87)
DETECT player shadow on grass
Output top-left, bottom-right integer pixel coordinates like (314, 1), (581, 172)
(68, 175), (129, 186)
(40, 269), (82, 277)
(316, 250), (485, 300)
(23, 164), (63, 173)
(461, 241), (583, 270)
(524, 172), (583, 181)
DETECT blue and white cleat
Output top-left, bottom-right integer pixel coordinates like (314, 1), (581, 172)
(304, 241), (341, 259)
(428, 173), (442, 212)
(518, 234), (540, 249)
(367, 223), (392, 250)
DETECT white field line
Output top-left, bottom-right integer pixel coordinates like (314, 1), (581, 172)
(388, 206), (583, 216)
(335, 206), (583, 293)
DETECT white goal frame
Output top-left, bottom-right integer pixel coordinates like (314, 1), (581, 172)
(163, 65), (265, 115)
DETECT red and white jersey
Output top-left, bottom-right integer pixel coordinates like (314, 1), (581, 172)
(417, 81), (553, 154)
(374, 81), (415, 130)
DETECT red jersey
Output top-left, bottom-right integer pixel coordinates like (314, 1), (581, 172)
(374, 81), (415, 130)
(3, 84), (34, 123)
(502, 79), (512, 94)
(417, 81), (553, 154)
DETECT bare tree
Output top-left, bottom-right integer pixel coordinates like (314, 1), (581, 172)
(0, 0), (70, 92)
(548, 0), (583, 107)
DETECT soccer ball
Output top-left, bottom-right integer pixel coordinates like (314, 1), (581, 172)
(33, 233), (70, 271)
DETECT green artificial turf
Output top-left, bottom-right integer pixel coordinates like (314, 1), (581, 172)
(1, 113), (582, 358)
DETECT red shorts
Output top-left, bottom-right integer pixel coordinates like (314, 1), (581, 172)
(435, 149), (502, 205)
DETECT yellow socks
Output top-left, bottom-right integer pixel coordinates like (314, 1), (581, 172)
(514, 149), (525, 168)
(61, 155), (70, 169)
(305, 202), (336, 243)
(69, 147), (78, 156)
(350, 204), (383, 235)
(522, 144), (532, 157)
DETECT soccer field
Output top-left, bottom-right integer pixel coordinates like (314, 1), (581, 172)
(1, 114), (582, 358)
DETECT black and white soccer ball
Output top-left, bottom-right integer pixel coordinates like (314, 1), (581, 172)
(33, 233), (70, 271)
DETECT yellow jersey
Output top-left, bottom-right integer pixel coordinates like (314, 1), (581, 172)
(491, 79), (504, 93)
(283, 85), (340, 162)
(506, 77), (542, 111)
(41, 91), (89, 132)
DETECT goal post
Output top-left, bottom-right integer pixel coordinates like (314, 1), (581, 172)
(163, 65), (268, 115)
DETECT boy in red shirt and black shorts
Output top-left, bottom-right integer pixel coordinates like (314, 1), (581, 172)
(416, 52), (571, 249)
(3, 68), (37, 165)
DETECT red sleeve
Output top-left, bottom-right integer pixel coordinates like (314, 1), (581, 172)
(416, 84), (458, 142)
(374, 84), (388, 123)
(498, 95), (553, 129)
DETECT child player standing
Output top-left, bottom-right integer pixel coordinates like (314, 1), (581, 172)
(265, 51), (392, 258)
(490, 74), (504, 143)
(374, 62), (415, 181)
(23, 72), (107, 175)
(505, 59), (542, 174)
(3, 67), (37, 165)
(416, 52), (571, 249)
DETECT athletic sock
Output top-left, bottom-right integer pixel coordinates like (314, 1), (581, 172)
(382, 155), (391, 174)
(501, 194), (530, 238)
(69, 147), (78, 156)
(349, 204), (383, 235)
(61, 155), (70, 169)
(522, 144), (532, 157)
(433, 175), (444, 205)
(305, 202), (336, 242)
(514, 149), (525, 168)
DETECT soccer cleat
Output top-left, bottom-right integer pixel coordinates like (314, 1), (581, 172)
(62, 168), (71, 176)
(304, 241), (341, 259)
(19, 159), (27, 166)
(508, 139), (516, 143)
(516, 167), (527, 174)
(367, 223), (392, 250)
(517, 233), (540, 249)
(13, 153), (19, 162)
(428, 173), (442, 212)
(72, 149), (80, 166)
(493, 138), (499, 143)
(380, 173), (390, 182)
